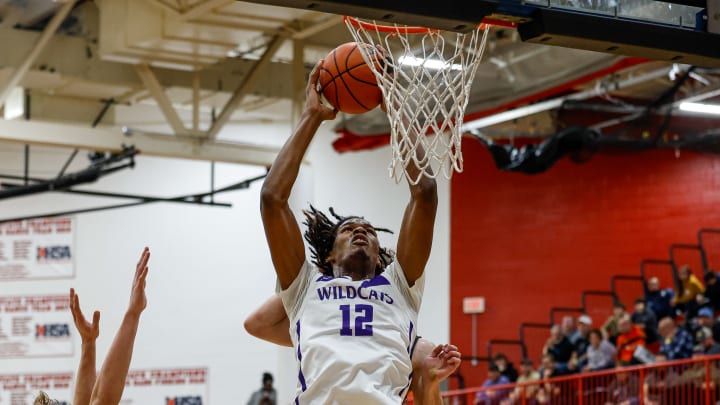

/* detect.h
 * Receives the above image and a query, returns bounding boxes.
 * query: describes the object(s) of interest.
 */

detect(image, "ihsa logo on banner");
[36,246,72,262]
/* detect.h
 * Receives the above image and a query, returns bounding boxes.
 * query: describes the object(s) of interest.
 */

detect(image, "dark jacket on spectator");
[705,281,720,312]
[646,289,674,320]
[631,309,659,343]
[547,336,575,363]
[500,362,519,383]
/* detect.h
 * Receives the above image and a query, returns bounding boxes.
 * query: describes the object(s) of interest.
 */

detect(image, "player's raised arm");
[261,61,337,289]
[396,133,438,284]
[244,295,292,347]
[89,248,150,405]
[70,288,100,405]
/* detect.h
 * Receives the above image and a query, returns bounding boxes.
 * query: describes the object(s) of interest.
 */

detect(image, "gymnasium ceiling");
[0,0,718,167]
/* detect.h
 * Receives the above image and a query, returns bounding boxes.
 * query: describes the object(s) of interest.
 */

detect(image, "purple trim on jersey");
[361,275,391,288]
[406,321,415,353]
[295,320,307,400]
[316,275,333,282]
[399,371,414,399]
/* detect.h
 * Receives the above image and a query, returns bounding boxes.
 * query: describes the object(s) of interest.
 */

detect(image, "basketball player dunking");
[260,60,438,404]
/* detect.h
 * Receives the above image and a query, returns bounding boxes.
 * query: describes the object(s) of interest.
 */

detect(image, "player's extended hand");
[421,344,462,384]
[69,288,99,343]
[305,60,337,121]
[127,247,150,317]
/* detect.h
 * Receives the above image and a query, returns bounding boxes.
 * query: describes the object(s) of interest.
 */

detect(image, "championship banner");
[0,372,73,405]
[0,217,75,280]
[0,295,73,358]
[123,368,209,405]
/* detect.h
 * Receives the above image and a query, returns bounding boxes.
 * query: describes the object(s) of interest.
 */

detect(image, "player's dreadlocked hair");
[303,205,394,276]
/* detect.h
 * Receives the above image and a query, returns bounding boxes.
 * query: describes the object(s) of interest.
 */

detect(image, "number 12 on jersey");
[339,304,373,336]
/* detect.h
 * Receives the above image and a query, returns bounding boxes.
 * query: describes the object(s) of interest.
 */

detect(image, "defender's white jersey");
[277,260,424,405]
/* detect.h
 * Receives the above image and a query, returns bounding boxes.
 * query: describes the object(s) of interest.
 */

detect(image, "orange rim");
[344,16,517,33]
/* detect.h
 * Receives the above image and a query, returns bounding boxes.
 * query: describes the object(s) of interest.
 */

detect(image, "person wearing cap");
[658,317,694,361]
[247,372,277,405]
[475,364,511,405]
[695,306,720,343]
[502,359,539,405]
[695,327,720,355]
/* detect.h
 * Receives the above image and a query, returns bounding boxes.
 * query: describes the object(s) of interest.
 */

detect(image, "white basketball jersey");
[277,260,424,405]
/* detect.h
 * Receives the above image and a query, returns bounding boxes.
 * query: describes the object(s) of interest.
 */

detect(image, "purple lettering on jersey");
[380,292,394,305]
[361,275,390,288]
[316,285,394,305]
[317,287,332,300]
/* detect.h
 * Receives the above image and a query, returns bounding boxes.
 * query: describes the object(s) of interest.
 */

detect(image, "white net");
[345,17,490,185]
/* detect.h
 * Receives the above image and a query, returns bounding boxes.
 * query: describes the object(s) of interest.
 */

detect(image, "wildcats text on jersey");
[315,275,395,305]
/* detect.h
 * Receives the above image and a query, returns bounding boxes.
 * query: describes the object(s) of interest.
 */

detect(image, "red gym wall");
[450,139,720,389]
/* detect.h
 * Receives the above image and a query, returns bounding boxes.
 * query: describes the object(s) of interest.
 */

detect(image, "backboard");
[240,0,720,67]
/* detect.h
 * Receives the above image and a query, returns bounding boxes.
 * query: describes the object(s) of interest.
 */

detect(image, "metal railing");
[425,355,720,405]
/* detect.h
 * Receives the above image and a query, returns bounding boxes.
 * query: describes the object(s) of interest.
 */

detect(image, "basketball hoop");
[344,16,490,185]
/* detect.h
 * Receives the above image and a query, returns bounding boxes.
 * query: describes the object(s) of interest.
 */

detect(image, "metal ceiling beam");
[206,35,285,139]
[0,120,280,166]
[0,27,295,100]
[0,0,77,108]
[175,0,235,20]
[463,66,673,132]
[134,64,189,135]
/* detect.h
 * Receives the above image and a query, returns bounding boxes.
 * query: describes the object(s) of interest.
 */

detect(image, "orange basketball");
[318,42,383,114]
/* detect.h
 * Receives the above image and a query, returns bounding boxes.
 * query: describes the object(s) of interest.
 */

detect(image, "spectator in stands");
[671,265,705,315]
[646,277,674,320]
[475,364,511,405]
[538,353,564,378]
[492,353,519,383]
[604,365,640,405]
[583,329,616,372]
[603,303,627,345]
[562,315,579,345]
[631,297,659,344]
[643,354,681,405]
[703,271,720,312]
[536,354,562,404]
[543,325,575,372]
[680,352,720,392]
[695,307,720,343]
[694,327,720,355]
[247,372,277,405]
[575,315,592,360]
[502,359,539,405]
[616,315,647,366]
[658,317,694,361]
